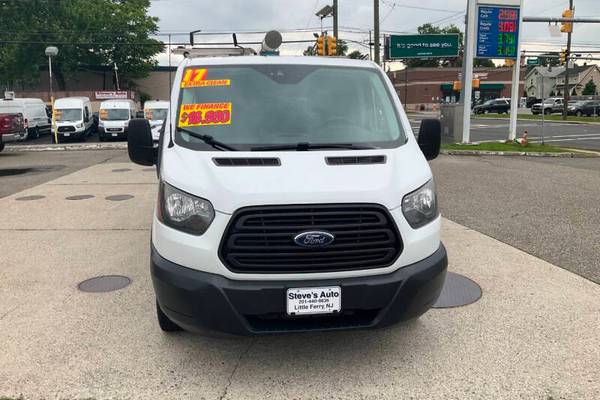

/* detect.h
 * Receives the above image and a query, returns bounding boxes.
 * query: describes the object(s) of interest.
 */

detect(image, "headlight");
[157,182,215,235]
[402,179,438,229]
[76,122,84,128]
[99,121,104,127]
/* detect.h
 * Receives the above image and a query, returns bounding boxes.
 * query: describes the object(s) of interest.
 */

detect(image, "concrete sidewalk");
[0,163,598,400]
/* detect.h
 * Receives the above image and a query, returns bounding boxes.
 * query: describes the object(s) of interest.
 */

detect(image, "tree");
[303,46,316,56]
[336,39,349,56]
[582,79,597,95]
[0,0,163,90]
[347,50,365,60]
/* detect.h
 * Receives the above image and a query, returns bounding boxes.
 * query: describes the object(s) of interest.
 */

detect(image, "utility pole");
[461,0,477,143]
[374,0,380,64]
[333,0,339,54]
[369,30,373,60]
[563,0,573,120]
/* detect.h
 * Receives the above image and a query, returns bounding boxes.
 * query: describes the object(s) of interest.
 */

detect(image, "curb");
[5,143,127,152]
[441,149,597,158]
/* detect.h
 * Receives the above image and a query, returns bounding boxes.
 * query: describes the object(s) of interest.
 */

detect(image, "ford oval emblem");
[293,231,335,248]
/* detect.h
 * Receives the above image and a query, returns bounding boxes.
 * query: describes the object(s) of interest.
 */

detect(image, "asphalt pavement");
[0,149,128,198]
[1,161,598,399]
[431,155,600,284]
[409,113,600,151]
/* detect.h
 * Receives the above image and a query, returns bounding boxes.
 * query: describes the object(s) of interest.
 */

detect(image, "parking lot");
[1,150,599,399]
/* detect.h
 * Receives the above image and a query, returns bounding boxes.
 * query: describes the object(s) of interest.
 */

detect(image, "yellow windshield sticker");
[181,68,231,88]
[178,103,232,127]
[99,109,108,119]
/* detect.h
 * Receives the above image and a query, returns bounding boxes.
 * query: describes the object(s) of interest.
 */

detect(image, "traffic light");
[559,50,566,65]
[316,35,325,56]
[327,35,337,56]
[561,9,574,33]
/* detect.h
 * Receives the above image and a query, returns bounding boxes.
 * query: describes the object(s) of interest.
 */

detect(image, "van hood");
[161,141,432,214]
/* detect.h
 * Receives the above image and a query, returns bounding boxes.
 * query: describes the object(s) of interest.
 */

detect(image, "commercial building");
[389,67,525,110]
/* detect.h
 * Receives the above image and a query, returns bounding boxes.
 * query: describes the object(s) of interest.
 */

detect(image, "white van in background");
[143,100,169,142]
[98,99,136,141]
[53,97,93,142]
[0,93,51,140]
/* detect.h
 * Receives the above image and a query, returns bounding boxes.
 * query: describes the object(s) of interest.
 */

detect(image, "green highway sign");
[527,58,540,66]
[387,34,460,59]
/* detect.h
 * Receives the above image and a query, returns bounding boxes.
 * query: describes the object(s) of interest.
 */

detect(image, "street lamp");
[316,5,334,34]
[44,46,58,104]
[45,46,58,144]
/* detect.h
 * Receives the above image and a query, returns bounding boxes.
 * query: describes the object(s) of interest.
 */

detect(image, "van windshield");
[55,108,81,121]
[146,108,168,120]
[175,65,405,151]
[100,109,129,121]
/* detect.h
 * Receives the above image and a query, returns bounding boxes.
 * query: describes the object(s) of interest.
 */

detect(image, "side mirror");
[417,119,441,161]
[127,118,156,166]
[136,111,145,119]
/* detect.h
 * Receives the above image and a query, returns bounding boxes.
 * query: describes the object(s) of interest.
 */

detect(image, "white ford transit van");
[143,100,169,142]
[98,99,136,141]
[52,97,93,142]
[127,56,446,335]
[0,94,51,140]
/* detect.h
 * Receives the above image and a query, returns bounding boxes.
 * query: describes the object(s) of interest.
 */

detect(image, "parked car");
[473,98,511,114]
[532,97,564,115]
[52,97,94,143]
[127,54,447,335]
[568,100,600,117]
[98,99,137,141]
[0,113,25,152]
[143,100,169,142]
[0,93,51,140]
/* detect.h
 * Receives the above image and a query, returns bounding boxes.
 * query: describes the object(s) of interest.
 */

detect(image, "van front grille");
[219,204,403,273]
[57,126,75,132]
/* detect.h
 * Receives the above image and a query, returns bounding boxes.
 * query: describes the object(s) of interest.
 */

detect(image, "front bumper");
[152,244,448,335]
[99,127,128,138]
[0,132,20,143]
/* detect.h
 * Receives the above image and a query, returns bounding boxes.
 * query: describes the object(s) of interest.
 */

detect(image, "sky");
[147,0,600,68]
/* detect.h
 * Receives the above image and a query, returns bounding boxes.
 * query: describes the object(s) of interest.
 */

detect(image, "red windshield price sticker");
[178,103,232,127]
[181,68,231,88]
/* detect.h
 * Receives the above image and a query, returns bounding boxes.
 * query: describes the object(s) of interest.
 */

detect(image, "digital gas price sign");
[476,5,520,59]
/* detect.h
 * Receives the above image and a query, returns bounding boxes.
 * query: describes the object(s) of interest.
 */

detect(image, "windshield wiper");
[251,142,377,151]
[176,127,238,151]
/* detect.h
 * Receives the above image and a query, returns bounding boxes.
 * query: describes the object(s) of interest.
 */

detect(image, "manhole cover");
[112,168,132,173]
[0,168,34,177]
[15,195,46,201]
[66,195,95,200]
[105,194,134,201]
[432,272,482,308]
[78,275,131,293]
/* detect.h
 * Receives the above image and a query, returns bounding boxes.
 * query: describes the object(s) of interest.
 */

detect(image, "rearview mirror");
[417,119,441,161]
[127,118,156,166]
[136,111,145,119]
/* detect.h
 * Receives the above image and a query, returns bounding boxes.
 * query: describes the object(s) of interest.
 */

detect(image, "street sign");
[387,34,460,59]
[527,58,540,66]
[476,5,521,59]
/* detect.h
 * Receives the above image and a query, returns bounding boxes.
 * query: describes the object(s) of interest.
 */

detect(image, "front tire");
[576,111,583,117]
[0,142,5,152]
[29,127,40,140]
[156,301,182,332]
[544,109,551,115]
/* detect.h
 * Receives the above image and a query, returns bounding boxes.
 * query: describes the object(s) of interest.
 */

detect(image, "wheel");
[156,301,182,332]
[0,142,5,152]
[576,111,583,117]
[544,109,551,115]
[99,134,105,142]
[29,127,40,140]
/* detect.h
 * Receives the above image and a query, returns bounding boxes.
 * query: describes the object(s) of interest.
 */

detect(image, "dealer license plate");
[286,286,341,316]
[63,133,70,137]
[112,133,118,137]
